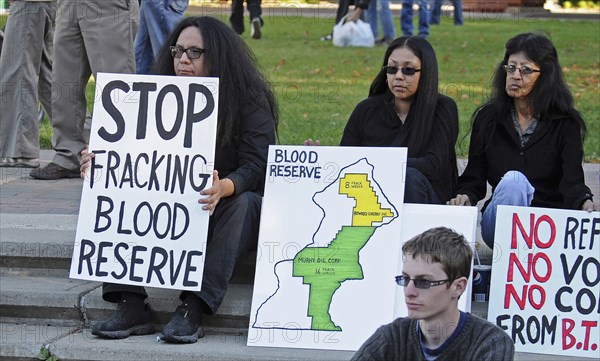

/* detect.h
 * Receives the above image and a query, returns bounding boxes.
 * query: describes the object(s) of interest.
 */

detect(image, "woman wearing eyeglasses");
[86,16,278,343]
[340,36,459,204]
[448,32,597,249]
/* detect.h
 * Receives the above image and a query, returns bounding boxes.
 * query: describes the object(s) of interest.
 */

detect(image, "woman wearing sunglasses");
[340,36,459,204]
[448,32,597,249]
[85,16,278,343]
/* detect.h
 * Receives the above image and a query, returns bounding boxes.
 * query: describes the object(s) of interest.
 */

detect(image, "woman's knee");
[497,170,530,194]
[233,191,261,213]
[404,167,439,204]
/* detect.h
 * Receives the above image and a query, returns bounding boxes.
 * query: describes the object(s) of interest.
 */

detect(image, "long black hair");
[153,16,279,145]
[482,32,586,138]
[369,36,440,155]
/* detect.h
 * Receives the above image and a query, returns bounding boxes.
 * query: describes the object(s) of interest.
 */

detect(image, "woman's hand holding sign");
[80,149,95,178]
[199,170,235,215]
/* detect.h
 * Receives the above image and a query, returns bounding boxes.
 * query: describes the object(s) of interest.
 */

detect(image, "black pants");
[102,191,262,314]
[230,0,262,35]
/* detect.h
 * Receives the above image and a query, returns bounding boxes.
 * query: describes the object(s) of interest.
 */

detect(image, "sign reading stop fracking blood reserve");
[69,73,219,291]
[488,205,600,358]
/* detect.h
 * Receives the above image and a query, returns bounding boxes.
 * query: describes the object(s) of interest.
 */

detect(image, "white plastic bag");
[332,16,375,48]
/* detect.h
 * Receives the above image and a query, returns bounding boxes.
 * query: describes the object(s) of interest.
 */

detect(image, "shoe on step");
[92,300,154,339]
[161,302,205,344]
[29,162,80,180]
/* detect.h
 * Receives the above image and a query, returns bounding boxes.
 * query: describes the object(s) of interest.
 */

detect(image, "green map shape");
[293,226,376,331]
[292,173,393,331]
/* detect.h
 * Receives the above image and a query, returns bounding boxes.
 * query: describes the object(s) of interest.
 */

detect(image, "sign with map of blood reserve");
[248,145,407,351]
[488,206,600,359]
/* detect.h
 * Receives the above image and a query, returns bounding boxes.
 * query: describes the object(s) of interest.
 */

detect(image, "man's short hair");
[402,227,473,284]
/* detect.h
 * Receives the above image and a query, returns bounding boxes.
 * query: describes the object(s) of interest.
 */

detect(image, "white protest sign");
[393,204,478,318]
[488,205,600,358]
[248,145,407,351]
[69,73,219,292]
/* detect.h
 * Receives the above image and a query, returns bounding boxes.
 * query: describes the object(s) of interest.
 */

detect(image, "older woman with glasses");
[449,32,597,249]
[336,36,459,204]
[85,16,278,344]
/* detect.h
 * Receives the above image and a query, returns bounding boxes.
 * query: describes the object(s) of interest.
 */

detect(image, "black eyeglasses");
[383,66,421,76]
[503,64,540,75]
[170,46,205,59]
[395,275,452,289]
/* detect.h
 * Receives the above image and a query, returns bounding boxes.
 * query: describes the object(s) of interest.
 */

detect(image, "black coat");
[455,105,593,210]
[341,93,459,203]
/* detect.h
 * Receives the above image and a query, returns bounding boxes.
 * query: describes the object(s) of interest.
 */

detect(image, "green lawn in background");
[1,13,598,160]
[245,15,599,160]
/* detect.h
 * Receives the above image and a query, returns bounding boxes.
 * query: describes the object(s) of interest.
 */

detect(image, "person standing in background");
[321,0,370,41]
[135,0,189,74]
[30,0,139,180]
[400,0,432,39]
[431,0,463,26]
[230,0,263,39]
[0,0,56,168]
[367,0,396,46]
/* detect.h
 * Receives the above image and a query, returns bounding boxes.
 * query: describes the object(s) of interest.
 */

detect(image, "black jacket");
[455,104,593,210]
[341,93,459,203]
[214,102,275,196]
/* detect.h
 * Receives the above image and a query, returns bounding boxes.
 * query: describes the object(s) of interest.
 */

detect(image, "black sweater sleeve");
[454,108,489,205]
[407,95,459,184]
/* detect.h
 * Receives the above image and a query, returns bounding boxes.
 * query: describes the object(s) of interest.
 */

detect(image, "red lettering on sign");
[507,252,552,283]
[562,318,576,350]
[511,213,556,249]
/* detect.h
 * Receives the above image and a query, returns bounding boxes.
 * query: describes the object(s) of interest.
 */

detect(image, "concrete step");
[0,213,256,282]
[0,323,356,361]
[0,214,76,276]
[0,275,253,333]
[0,321,592,361]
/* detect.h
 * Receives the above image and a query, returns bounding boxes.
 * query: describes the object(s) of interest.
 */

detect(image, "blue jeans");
[481,171,535,249]
[404,167,441,204]
[135,0,189,74]
[367,0,396,40]
[431,0,463,25]
[401,0,432,38]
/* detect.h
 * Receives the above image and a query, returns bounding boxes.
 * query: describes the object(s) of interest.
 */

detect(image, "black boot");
[91,297,154,339]
[161,296,205,343]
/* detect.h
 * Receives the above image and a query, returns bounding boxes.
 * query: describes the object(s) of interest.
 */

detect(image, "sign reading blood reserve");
[69,73,219,291]
[488,205,600,359]
[248,146,479,351]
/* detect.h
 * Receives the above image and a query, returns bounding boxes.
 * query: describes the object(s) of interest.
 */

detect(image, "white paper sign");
[69,73,219,292]
[394,204,478,318]
[248,146,480,351]
[248,145,407,351]
[488,205,600,358]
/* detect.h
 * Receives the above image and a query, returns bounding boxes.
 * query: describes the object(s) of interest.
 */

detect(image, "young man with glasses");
[352,227,514,361]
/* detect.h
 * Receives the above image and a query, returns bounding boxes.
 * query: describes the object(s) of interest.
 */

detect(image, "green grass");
[245,16,599,160]
[1,13,598,160]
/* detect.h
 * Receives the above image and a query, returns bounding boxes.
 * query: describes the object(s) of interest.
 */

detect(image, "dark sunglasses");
[503,64,540,75]
[170,46,205,59]
[383,66,421,76]
[395,275,452,289]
